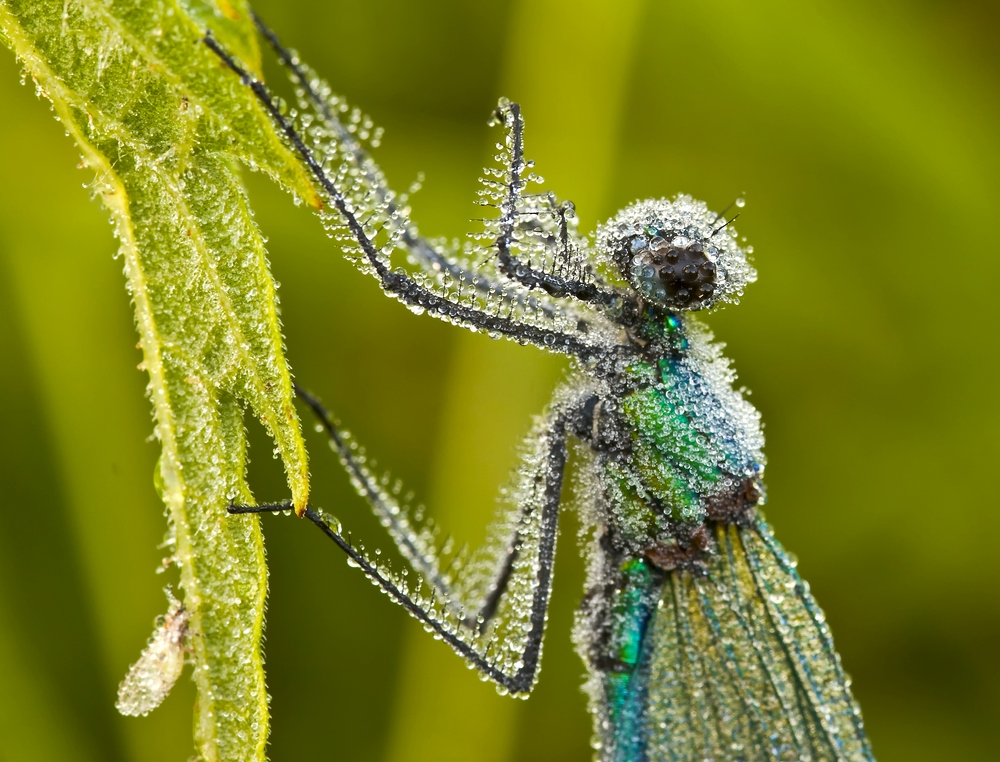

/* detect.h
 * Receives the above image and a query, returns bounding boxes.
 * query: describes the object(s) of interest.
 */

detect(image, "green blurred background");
[1,0,998,760]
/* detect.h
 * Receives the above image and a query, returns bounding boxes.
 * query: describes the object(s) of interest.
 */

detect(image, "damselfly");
[210,15,875,761]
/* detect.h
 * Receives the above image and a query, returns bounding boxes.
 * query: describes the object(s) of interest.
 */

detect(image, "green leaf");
[0,0,317,759]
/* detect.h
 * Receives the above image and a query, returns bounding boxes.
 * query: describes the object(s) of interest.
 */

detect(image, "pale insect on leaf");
[116,591,189,718]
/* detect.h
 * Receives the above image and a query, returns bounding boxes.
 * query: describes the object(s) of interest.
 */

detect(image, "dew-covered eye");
[625,236,721,310]
[598,196,756,311]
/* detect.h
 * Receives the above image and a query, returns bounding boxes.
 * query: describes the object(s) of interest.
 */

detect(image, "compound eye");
[628,236,722,310]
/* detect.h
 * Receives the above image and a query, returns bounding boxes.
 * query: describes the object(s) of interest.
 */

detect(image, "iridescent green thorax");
[602,309,765,554]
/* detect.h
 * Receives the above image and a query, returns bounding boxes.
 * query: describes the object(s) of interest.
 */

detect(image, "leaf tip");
[217,0,242,22]
[305,186,324,210]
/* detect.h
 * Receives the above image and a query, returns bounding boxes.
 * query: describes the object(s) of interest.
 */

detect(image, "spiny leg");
[203,33,598,359]
[292,383,451,599]
[229,500,513,683]
[295,384,570,630]
[252,13,612,322]
[492,101,620,307]
[232,401,575,695]
[250,11,563,318]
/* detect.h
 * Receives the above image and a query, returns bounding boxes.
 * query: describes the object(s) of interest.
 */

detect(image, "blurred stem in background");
[382,2,644,760]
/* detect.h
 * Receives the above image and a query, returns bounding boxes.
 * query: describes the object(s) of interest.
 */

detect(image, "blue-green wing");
[608,520,874,762]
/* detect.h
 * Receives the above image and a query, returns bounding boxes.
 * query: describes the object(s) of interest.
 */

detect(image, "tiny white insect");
[115,589,189,717]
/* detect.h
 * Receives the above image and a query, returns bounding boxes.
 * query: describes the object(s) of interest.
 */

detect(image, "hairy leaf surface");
[0,1,318,759]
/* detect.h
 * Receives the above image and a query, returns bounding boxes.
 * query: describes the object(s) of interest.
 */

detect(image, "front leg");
[203,33,600,362]
[492,101,620,308]
[250,12,564,320]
